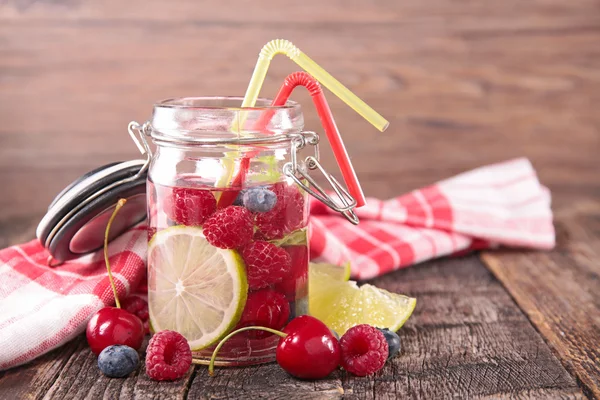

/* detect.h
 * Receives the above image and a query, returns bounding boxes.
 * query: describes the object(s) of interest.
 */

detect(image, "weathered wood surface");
[0,0,599,221]
[482,200,600,400]
[1,0,599,398]
[0,251,585,399]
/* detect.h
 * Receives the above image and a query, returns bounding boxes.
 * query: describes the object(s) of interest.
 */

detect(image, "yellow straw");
[216,39,388,195]
[242,39,389,132]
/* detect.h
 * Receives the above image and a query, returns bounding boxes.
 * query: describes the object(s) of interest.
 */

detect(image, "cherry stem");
[104,198,127,309]
[208,326,287,376]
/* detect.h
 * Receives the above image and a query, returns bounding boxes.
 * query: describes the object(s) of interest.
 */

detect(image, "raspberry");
[241,241,292,289]
[235,289,290,339]
[255,183,305,240]
[145,330,192,381]
[164,187,216,226]
[339,324,388,376]
[274,245,309,300]
[122,296,150,334]
[204,206,254,249]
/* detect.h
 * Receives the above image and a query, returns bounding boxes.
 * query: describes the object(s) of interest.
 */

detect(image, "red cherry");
[209,316,340,380]
[86,307,145,355]
[276,315,341,379]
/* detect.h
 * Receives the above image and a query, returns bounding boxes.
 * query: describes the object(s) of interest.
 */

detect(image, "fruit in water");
[236,289,290,339]
[148,226,247,350]
[255,183,305,240]
[274,245,309,300]
[241,241,292,290]
[97,345,139,378]
[204,206,254,249]
[163,187,216,226]
[242,187,277,213]
[339,324,388,377]
[309,263,416,335]
[146,330,192,381]
[377,328,401,360]
[232,190,246,206]
[87,307,145,355]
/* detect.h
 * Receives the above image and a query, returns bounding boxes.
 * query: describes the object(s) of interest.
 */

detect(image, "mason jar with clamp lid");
[128,96,359,366]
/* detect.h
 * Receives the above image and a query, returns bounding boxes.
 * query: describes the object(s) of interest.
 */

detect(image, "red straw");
[218,72,366,208]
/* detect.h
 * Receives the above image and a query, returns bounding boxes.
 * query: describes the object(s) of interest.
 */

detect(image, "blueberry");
[233,190,247,206]
[242,187,277,213]
[377,328,401,360]
[97,345,139,378]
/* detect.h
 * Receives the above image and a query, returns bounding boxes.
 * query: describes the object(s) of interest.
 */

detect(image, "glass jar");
[141,97,312,366]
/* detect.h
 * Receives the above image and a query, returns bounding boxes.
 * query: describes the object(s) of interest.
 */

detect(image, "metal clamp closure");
[284,131,359,225]
[127,121,153,177]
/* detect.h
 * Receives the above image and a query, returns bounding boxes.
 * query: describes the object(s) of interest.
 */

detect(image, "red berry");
[86,307,144,355]
[276,315,341,379]
[283,186,305,231]
[339,324,388,376]
[147,227,157,241]
[145,330,192,381]
[241,241,292,289]
[236,289,290,339]
[164,187,216,226]
[204,206,254,249]
[274,246,309,300]
[121,296,150,335]
[255,183,305,240]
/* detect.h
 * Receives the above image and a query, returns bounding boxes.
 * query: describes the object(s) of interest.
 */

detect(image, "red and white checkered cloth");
[309,157,555,279]
[0,158,554,370]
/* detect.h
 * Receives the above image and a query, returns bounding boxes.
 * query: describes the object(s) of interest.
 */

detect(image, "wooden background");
[0,0,599,399]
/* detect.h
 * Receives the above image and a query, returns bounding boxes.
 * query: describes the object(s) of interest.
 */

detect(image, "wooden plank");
[0,338,81,400]
[0,0,599,225]
[482,200,600,399]
[0,2,597,203]
[338,256,585,399]
[2,0,599,25]
[0,252,584,399]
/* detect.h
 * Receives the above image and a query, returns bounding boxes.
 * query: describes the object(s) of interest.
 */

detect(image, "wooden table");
[0,1,598,399]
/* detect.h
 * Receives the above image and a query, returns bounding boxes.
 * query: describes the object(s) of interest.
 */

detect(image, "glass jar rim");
[149,96,304,147]
[154,96,301,111]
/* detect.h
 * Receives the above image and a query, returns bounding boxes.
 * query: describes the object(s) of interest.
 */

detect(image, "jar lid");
[37,160,148,265]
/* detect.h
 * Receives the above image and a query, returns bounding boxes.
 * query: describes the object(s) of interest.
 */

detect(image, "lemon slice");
[148,226,248,350]
[309,263,416,335]
[310,261,352,282]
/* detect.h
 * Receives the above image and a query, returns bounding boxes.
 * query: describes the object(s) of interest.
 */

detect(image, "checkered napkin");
[309,158,555,279]
[0,157,554,370]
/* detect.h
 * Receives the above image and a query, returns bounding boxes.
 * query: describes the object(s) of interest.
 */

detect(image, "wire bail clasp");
[283,131,359,225]
[127,121,153,177]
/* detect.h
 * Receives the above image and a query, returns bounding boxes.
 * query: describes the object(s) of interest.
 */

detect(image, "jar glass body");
[146,97,309,366]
